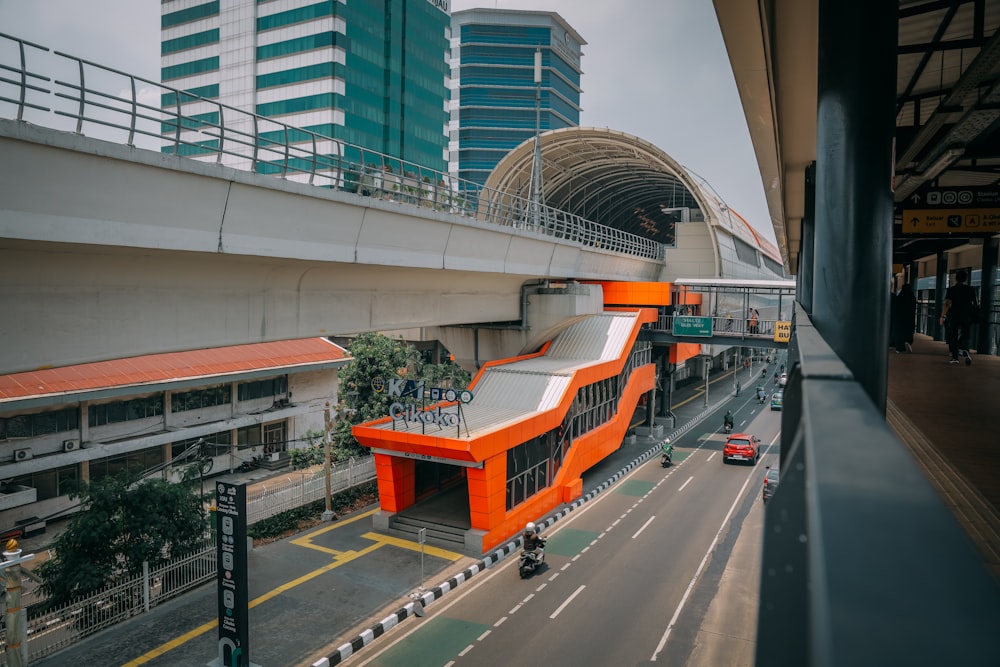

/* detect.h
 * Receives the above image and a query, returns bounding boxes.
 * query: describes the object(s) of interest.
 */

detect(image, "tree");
[38,470,207,606]
[334,333,471,458]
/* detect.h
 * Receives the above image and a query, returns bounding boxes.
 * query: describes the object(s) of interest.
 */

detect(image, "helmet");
[526,522,536,533]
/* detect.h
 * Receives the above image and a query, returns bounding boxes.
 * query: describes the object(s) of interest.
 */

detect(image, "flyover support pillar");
[934,250,948,341]
[979,237,997,355]
[812,0,897,413]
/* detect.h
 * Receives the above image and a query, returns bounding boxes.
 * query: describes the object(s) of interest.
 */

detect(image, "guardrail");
[0,32,662,261]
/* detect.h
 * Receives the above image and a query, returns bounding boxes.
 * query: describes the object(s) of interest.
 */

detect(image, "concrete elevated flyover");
[0,121,663,374]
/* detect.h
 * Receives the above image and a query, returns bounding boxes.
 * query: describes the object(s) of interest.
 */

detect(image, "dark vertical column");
[813,0,897,412]
[798,163,816,314]
[978,237,997,354]
[907,261,918,287]
[934,251,948,341]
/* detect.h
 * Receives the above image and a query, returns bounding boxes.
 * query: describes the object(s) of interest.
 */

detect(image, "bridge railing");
[0,32,662,261]
[758,302,1000,665]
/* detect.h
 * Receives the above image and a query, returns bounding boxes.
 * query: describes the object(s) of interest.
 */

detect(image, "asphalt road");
[345,397,782,666]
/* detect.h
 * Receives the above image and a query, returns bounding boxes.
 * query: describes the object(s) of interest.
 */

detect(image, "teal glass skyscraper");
[450,9,584,189]
[160,0,451,172]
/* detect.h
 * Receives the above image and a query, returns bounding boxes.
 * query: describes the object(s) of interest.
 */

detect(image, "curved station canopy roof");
[485,127,720,249]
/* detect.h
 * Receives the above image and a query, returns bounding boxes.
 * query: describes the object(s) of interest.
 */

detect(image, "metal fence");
[0,32,662,261]
[0,456,377,665]
[245,455,376,525]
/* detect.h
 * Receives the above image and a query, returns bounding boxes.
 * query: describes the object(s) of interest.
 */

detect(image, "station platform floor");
[886,333,1000,580]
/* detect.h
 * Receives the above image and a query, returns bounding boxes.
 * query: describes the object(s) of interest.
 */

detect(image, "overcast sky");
[0,0,775,242]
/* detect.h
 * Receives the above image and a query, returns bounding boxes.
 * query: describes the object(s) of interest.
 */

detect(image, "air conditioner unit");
[63,439,79,452]
[14,448,32,461]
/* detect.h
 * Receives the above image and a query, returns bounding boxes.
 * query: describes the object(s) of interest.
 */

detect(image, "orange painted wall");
[354,306,660,552]
[476,362,656,552]
[373,453,415,513]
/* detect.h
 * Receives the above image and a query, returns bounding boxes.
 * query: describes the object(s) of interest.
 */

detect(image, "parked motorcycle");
[518,542,546,578]
[237,455,260,472]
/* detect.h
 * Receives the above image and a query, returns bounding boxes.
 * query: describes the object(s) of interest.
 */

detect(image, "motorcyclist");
[724,410,734,431]
[757,386,766,403]
[661,438,674,465]
[523,522,545,557]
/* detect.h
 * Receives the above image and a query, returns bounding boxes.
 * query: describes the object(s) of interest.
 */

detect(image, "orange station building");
[353,282,703,554]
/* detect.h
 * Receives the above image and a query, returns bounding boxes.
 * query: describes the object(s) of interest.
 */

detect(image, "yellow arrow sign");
[901,208,1000,234]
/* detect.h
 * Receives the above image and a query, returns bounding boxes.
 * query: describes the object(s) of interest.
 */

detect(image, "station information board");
[901,186,1000,234]
[672,315,713,337]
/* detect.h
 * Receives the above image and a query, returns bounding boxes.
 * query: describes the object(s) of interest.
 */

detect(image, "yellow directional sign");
[774,320,792,343]
[901,208,1000,234]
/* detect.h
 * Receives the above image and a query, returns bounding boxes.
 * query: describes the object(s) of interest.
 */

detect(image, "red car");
[723,433,760,465]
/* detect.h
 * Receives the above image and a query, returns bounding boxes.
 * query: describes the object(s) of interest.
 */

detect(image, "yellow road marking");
[121,508,438,666]
[290,508,379,554]
[361,532,463,561]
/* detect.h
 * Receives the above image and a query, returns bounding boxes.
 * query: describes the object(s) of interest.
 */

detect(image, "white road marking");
[650,471,756,661]
[494,617,507,627]
[476,630,491,641]
[458,644,474,656]
[678,476,693,492]
[707,452,717,462]
[632,515,656,539]
[549,585,587,620]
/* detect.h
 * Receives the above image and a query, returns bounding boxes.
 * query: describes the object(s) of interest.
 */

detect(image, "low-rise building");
[0,338,349,530]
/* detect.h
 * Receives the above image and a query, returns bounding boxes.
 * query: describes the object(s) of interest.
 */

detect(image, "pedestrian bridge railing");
[0,32,662,261]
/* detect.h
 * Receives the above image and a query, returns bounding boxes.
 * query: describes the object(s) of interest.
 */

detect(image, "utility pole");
[322,402,335,522]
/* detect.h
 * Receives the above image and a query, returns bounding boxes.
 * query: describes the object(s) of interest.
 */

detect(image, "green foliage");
[37,470,207,606]
[335,333,472,458]
[289,430,326,470]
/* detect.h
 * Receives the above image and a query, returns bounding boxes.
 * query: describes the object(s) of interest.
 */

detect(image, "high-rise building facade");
[160,0,451,172]
[450,9,584,189]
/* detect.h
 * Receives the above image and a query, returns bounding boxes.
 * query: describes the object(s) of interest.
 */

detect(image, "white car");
[779,373,788,387]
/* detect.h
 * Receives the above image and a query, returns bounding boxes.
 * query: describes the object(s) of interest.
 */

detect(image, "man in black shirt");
[939,270,977,365]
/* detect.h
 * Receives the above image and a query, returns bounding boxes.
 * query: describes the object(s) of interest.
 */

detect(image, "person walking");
[892,283,917,353]
[939,270,977,365]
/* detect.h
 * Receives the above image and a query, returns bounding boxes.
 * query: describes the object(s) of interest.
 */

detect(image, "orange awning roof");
[0,338,349,404]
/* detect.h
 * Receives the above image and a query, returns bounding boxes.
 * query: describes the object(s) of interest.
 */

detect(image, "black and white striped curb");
[311,388,734,666]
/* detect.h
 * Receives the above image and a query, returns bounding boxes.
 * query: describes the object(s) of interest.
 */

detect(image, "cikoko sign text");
[376,378,474,427]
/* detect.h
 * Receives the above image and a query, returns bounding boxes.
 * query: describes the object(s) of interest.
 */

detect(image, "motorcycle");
[660,438,673,467]
[757,388,767,405]
[518,541,546,578]
[723,421,733,434]
[237,455,261,472]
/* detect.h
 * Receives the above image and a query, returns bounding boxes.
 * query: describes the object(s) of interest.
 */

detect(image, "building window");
[161,84,220,107]
[161,28,219,55]
[89,448,165,482]
[161,56,220,82]
[237,420,286,453]
[1,407,78,440]
[173,432,231,462]
[9,464,79,501]
[88,395,164,427]
[161,0,220,29]
[171,384,232,412]
[505,437,552,511]
[237,376,288,402]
